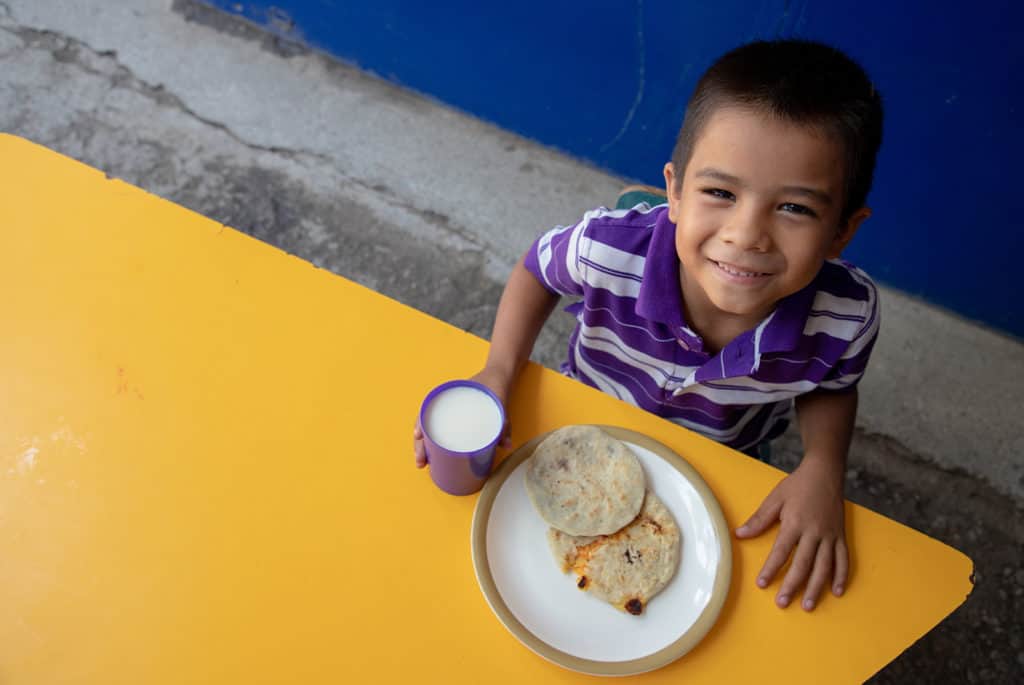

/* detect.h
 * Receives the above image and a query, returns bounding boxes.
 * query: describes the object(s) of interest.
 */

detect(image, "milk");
[423,385,503,452]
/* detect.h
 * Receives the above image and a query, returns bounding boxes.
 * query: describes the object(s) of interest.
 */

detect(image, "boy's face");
[665,107,870,332]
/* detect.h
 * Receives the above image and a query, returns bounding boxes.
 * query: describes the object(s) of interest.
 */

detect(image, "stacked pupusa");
[525,425,680,615]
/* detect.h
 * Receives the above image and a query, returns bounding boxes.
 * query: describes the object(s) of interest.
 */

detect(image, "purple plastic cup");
[418,380,506,496]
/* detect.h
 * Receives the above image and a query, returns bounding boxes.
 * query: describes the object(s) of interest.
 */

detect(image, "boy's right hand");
[413,368,513,468]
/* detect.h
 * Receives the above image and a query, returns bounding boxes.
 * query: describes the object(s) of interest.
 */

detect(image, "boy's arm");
[735,388,857,611]
[795,387,857,467]
[476,255,562,395]
[414,255,559,467]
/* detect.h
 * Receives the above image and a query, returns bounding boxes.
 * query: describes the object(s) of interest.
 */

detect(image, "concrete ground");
[1,1,1021,682]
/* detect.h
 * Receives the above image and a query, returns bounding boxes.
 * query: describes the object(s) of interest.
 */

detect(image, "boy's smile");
[664,107,870,349]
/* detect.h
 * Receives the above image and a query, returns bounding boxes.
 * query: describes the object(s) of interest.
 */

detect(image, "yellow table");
[0,134,971,683]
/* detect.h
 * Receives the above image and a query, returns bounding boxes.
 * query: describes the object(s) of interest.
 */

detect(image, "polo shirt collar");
[692,278,817,382]
[635,208,704,349]
[755,277,818,355]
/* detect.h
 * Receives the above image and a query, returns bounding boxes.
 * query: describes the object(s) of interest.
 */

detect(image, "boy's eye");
[779,202,817,217]
[702,188,735,201]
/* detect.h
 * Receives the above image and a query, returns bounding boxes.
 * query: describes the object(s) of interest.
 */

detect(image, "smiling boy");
[414,39,883,612]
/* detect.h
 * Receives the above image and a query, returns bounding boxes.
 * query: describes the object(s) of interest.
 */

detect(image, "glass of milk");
[418,380,506,495]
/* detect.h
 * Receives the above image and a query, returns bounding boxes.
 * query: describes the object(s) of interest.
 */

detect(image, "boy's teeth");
[718,262,758,277]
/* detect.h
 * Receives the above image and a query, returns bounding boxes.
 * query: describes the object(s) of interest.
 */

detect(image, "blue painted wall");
[203,1,1023,338]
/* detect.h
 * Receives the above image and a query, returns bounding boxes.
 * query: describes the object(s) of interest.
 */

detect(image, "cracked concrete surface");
[1,1,1021,682]
[1,0,626,267]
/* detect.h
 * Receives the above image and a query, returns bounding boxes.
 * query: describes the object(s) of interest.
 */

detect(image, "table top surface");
[0,134,972,683]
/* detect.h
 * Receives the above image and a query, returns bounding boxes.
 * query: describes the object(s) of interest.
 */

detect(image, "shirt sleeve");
[522,210,603,297]
[817,268,881,392]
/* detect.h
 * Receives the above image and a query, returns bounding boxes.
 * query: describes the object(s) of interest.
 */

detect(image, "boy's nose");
[720,205,770,251]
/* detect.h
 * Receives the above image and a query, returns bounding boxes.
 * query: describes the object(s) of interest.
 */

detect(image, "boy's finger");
[413,425,423,439]
[832,538,850,595]
[756,526,799,588]
[735,490,783,538]
[776,537,818,608]
[414,439,427,468]
[801,542,835,611]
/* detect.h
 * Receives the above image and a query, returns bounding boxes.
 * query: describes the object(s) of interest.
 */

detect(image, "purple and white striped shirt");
[523,203,880,452]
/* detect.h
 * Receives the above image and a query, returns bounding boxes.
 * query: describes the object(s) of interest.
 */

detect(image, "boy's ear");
[663,162,683,223]
[828,207,871,259]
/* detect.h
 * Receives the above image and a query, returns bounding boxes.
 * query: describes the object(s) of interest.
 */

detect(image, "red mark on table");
[116,366,144,399]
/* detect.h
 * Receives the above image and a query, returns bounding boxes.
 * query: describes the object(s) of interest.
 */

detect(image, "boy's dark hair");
[671,40,883,223]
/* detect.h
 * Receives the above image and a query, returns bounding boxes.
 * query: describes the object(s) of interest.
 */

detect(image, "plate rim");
[470,424,733,677]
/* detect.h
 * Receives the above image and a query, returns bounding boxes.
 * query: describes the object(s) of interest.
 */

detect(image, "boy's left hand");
[734,455,848,611]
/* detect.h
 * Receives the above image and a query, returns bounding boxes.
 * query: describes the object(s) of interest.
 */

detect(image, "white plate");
[470,426,731,676]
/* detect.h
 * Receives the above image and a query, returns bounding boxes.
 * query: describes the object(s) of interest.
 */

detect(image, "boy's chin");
[706,295,776,320]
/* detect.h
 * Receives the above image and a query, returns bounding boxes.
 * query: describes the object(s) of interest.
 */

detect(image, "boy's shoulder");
[581,202,667,231]
[797,259,880,346]
[813,259,878,306]
[576,203,668,254]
